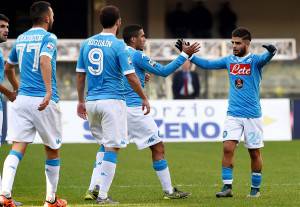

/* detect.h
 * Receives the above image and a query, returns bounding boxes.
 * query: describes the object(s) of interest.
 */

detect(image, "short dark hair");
[232,27,251,41]
[30,1,51,24]
[99,5,120,28]
[123,25,143,44]
[0,14,9,22]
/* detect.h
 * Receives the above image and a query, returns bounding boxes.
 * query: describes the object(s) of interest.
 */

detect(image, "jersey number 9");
[88,48,103,76]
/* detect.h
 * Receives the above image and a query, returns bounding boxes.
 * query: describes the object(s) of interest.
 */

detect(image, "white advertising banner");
[7,99,291,143]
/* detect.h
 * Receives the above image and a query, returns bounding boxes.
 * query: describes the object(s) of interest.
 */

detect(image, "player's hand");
[38,92,51,111]
[6,90,17,102]
[182,42,201,57]
[175,39,190,52]
[142,98,150,115]
[262,44,277,55]
[145,73,151,83]
[77,102,87,120]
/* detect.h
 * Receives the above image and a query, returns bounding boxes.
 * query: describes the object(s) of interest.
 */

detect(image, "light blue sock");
[251,172,262,188]
[222,167,233,185]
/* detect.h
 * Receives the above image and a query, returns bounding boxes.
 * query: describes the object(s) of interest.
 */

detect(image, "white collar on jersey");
[100,32,115,36]
[127,46,135,50]
[29,27,47,32]
[235,52,252,62]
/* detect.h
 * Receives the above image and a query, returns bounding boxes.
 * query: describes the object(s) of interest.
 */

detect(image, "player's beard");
[235,47,246,57]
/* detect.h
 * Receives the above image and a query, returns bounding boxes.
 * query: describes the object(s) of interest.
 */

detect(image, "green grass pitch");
[1,141,300,206]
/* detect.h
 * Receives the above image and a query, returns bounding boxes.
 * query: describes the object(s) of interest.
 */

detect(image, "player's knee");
[151,142,165,158]
[223,146,234,156]
[249,150,261,160]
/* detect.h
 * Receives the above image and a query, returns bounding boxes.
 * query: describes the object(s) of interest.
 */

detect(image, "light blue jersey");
[190,51,275,118]
[0,50,4,111]
[8,27,59,102]
[76,33,135,101]
[124,47,188,107]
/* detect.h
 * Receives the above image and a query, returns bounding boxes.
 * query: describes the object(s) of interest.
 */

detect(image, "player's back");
[8,27,59,102]
[79,33,129,101]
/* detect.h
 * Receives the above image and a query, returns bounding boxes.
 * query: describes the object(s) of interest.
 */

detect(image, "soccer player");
[176,27,277,198]
[76,6,150,205]
[0,14,23,207]
[0,2,67,207]
[84,24,200,200]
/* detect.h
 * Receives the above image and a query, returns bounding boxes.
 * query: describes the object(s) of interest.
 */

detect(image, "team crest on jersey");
[235,78,244,89]
[230,63,251,75]
[148,59,156,67]
[246,58,252,63]
[128,56,132,65]
[46,42,55,51]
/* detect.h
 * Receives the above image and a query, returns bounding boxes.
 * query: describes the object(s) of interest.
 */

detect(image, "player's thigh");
[127,106,161,150]
[7,95,36,143]
[86,100,103,141]
[89,99,127,148]
[243,117,264,149]
[33,100,62,149]
[223,116,244,142]
[101,100,127,148]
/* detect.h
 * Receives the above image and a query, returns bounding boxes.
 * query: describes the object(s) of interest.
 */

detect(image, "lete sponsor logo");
[230,63,251,75]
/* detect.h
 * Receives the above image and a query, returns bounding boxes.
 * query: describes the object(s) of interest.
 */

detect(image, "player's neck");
[102,28,117,36]
[32,24,48,31]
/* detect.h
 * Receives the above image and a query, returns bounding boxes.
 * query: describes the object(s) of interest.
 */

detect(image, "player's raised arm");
[134,42,200,77]
[175,39,227,70]
[257,44,277,67]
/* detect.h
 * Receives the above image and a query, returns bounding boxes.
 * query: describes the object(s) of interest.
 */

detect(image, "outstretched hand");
[175,39,190,52]
[262,44,277,55]
[182,42,201,57]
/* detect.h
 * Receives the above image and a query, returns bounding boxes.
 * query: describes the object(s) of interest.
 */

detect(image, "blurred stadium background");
[1,0,300,206]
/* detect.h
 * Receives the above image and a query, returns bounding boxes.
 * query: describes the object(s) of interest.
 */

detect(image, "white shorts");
[127,106,161,150]
[86,99,127,148]
[223,116,264,149]
[7,95,62,149]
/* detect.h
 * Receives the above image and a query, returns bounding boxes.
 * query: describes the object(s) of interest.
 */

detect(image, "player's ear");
[44,15,50,24]
[244,39,250,46]
[130,36,135,44]
[116,18,122,26]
